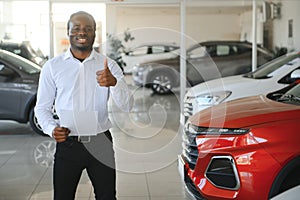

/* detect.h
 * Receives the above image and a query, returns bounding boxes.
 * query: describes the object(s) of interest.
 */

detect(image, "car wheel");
[149,72,174,94]
[34,140,56,167]
[29,107,48,136]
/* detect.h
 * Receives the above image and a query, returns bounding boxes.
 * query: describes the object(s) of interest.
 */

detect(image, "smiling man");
[34,11,133,200]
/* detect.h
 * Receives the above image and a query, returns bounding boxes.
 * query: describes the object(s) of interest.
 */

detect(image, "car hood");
[189,95,300,128]
[186,75,260,97]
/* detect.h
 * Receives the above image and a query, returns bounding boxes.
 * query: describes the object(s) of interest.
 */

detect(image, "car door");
[210,44,248,77]
[0,62,22,119]
[186,45,221,86]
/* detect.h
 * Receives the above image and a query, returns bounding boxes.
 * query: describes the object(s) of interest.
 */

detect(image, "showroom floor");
[0,76,193,200]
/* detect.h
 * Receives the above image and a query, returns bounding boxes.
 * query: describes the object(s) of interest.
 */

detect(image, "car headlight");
[187,123,249,135]
[195,91,232,106]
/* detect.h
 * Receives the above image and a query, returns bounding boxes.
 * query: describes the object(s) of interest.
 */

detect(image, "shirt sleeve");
[108,60,134,112]
[34,61,58,137]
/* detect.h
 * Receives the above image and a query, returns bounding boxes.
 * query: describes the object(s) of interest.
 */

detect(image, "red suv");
[179,80,300,200]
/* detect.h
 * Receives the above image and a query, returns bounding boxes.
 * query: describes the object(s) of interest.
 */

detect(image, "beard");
[72,44,92,52]
[69,35,95,52]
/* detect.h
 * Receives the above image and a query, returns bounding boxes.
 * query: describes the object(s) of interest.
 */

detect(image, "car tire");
[29,107,48,136]
[149,71,174,94]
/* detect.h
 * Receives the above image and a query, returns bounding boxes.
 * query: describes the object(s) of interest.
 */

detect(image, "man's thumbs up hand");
[96,58,117,87]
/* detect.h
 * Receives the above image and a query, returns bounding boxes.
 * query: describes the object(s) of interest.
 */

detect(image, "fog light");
[205,156,240,190]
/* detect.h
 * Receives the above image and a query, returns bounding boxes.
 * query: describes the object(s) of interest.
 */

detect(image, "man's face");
[68,14,95,52]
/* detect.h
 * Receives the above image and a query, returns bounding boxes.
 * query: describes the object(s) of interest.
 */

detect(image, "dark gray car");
[0,40,48,66]
[0,49,46,135]
[132,41,275,94]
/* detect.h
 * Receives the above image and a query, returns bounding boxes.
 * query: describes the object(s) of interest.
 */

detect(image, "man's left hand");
[96,58,117,87]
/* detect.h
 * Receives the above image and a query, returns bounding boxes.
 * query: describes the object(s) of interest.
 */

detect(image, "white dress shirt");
[34,49,133,137]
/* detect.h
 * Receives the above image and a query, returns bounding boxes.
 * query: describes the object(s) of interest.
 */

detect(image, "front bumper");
[178,155,206,200]
[179,146,282,200]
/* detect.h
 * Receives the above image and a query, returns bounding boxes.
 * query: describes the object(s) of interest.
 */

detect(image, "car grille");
[184,96,194,122]
[182,125,198,170]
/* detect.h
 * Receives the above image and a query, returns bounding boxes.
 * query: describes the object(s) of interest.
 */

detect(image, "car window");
[129,46,149,56]
[152,46,165,54]
[237,45,252,54]
[285,83,300,98]
[188,46,206,58]
[2,51,41,74]
[166,46,179,52]
[2,46,25,57]
[244,54,300,79]
[206,45,217,56]
[278,67,300,84]
[276,83,300,106]
[216,45,230,56]
[0,64,17,82]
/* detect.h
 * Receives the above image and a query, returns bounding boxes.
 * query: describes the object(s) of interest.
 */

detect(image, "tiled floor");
[0,77,194,200]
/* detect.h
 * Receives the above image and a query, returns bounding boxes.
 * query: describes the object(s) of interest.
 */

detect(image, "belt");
[69,135,93,143]
[68,131,111,143]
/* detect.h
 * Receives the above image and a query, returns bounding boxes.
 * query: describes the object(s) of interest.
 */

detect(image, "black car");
[0,40,48,66]
[132,40,275,94]
[0,49,46,135]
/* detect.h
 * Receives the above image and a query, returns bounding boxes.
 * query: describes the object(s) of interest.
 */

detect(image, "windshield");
[2,50,41,74]
[244,53,300,79]
[269,82,300,106]
[278,83,300,105]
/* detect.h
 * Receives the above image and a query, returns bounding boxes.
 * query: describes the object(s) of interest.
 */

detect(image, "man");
[34,11,133,200]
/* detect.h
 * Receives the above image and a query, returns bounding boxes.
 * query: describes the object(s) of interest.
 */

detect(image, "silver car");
[122,42,180,74]
[132,41,274,94]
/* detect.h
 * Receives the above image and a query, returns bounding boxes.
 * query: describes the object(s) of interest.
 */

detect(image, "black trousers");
[53,131,116,200]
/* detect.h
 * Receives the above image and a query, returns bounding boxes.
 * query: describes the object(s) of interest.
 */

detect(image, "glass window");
[216,45,230,56]
[0,64,16,82]
[2,51,40,74]
[152,46,165,54]
[188,46,206,58]
[245,54,300,79]
[130,47,148,56]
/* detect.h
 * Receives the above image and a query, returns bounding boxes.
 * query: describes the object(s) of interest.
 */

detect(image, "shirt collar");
[63,48,97,62]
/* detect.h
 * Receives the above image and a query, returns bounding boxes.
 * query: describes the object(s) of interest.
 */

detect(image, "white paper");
[59,110,98,136]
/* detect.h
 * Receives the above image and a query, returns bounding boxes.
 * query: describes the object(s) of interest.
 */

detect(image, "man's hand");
[52,127,70,143]
[96,58,117,87]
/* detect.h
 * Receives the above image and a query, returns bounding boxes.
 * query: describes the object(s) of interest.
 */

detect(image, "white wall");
[272,0,300,52]
[110,6,181,47]
[240,10,264,45]
[186,13,241,42]
[107,5,246,49]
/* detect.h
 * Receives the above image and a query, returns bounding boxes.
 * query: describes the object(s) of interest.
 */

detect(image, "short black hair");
[67,11,96,31]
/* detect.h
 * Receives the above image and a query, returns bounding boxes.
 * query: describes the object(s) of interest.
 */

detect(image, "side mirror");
[291,69,300,79]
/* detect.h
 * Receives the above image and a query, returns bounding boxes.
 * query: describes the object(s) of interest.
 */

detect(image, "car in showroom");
[183,51,300,124]
[121,42,180,74]
[0,40,48,66]
[0,49,48,136]
[132,40,274,94]
[178,80,300,200]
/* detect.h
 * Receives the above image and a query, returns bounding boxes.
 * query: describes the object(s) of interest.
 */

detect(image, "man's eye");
[71,28,79,32]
